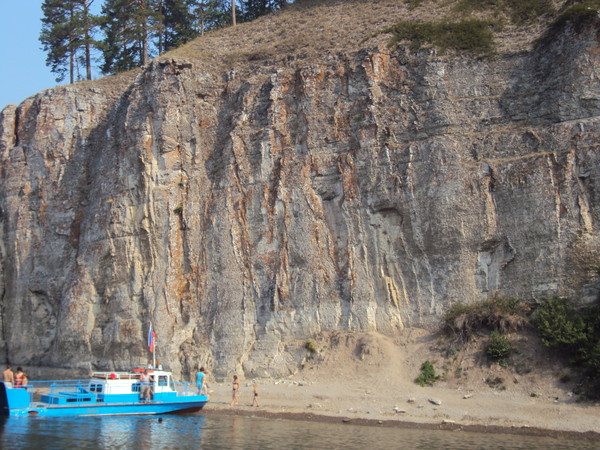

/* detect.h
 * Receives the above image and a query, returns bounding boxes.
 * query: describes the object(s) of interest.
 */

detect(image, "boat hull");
[10,401,207,417]
[0,382,208,417]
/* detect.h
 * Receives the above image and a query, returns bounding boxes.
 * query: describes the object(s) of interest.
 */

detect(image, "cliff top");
[166,0,565,72]
[46,0,575,97]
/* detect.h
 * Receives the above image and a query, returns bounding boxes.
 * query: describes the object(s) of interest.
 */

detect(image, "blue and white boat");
[0,368,208,417]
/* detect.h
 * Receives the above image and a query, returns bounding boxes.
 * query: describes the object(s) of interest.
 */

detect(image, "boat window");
[132,383,141,392]
[90,384,103,393]
[158,376,167,387]
[67,397,92,403]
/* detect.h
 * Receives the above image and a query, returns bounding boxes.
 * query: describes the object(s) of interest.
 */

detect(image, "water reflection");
[0,413,597,449]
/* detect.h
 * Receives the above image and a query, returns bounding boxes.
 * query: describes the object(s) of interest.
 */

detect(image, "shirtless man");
[3,366,14,385]
[139,369,153,401]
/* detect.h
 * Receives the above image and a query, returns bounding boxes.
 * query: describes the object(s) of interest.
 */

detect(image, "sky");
[0,2,60,110]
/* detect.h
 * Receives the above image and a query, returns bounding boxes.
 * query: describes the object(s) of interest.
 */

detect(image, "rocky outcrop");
[1,19,600,380]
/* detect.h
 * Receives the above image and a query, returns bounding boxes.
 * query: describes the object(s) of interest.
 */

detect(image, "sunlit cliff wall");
[1,18,599,379]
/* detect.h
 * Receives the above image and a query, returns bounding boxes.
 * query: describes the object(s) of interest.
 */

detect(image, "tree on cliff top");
[40,0,100,83]
[241,0,287,21]
[41,0,291,77]
[100,0,235,74]
[100,0,163,73]
[160,0,200,53]
[190,0,230,36]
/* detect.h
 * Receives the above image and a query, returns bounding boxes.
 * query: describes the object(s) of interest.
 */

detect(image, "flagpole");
[148,322,156,369]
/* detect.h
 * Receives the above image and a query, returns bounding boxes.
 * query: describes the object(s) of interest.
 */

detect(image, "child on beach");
[231,375,239,406]
[252,383,260,407]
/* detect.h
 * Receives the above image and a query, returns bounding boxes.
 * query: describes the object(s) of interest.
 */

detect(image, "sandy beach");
[200,329,600,440]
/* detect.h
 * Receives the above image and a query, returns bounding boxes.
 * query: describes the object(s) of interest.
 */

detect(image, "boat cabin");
[39,369,178,406]
[91,370,176,395]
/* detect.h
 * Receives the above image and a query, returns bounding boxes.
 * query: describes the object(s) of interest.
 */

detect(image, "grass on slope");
[165,0,567,73]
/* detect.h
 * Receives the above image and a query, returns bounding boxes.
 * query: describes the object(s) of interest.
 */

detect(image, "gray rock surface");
[1,21,599,380]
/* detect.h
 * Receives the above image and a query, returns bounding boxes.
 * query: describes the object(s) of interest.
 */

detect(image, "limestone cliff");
[1,2,599,379]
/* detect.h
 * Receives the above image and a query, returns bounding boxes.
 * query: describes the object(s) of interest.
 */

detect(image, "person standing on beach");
[252,382,260,407]
[3,366,14,385]
[231,375,240,406]
[196,367,207,394]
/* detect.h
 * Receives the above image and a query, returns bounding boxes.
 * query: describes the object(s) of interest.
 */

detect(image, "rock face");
[1,20,600,380]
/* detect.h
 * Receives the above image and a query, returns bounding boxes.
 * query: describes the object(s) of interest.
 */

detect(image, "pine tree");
[241,0,267,21]
[189,0,229,36]
[100,0,162,74]
[100,0,135,73]
[40,0,99,83]
[241,0,285,21]
[161,0,197,53]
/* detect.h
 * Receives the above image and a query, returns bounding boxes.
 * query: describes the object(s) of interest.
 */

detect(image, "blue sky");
[0,3,59,110]
[0,2,106,110]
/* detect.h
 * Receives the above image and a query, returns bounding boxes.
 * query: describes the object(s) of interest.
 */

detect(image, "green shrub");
[534,297,600,397]
[304,340,316,353]
[593,259,600,276]
[505,0,554,23]
[386,19,495,55]
[486,330,513,361]
[535,297,586,348]
[405,0,424,9]
[541,1,600,42]
[173,205,183,215]
[415,360,439,386]
[454,0,555,24]
[443,296,529,341]
[485,376,504,388]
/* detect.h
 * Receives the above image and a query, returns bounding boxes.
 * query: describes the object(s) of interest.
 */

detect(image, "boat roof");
[91,369,173,380]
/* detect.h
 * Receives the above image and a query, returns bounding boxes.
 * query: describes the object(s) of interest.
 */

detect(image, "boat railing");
[173,381,201,396]
[27,379,90,391]
[91,371,142,380]
[23,380,94,403]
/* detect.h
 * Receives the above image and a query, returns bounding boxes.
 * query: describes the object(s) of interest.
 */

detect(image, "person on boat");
[3,365,14,385]
[231,375,239,406]
[14,367,25,388]
[139,369,153,401]
[252,382,260,407]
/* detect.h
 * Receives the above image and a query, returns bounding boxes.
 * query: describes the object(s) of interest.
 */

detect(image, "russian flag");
[148,323,156,352]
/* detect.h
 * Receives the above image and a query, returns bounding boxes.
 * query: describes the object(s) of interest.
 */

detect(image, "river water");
[1,413,597,449]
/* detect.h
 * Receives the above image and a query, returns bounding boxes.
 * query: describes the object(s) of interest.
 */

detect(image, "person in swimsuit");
[252,382,260,407]
[139,369,153,401]
[231,375,239,406]
[14,367,25,387]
